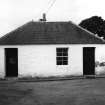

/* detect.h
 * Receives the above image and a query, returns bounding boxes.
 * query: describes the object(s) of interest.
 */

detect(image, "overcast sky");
[0,0,105,36]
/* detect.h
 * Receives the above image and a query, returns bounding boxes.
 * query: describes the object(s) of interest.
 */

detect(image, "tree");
[79,16,105,39]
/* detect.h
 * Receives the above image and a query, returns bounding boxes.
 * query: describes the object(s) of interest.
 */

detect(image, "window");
[56,48,68,65]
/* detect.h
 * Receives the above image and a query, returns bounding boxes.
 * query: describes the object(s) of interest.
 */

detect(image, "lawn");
[0,78,105,105]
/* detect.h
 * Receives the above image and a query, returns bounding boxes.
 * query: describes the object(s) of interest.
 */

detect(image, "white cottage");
[0,21,104,78]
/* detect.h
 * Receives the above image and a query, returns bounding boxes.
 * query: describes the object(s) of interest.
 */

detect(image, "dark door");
[83,47,95,75]
[5,48,18,77]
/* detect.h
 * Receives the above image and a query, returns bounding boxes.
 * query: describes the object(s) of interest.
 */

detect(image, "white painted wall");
[0,44,104,78]
[0,47,5,78]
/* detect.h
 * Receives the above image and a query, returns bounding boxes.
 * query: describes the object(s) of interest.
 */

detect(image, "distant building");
[0,20,104,78]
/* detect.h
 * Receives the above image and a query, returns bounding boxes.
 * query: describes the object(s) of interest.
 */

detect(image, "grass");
[0,78,105,105]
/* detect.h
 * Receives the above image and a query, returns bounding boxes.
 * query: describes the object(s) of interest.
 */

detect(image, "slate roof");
[0,21,104,45]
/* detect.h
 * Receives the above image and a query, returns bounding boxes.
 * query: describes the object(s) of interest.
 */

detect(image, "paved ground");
[0,78,105,105]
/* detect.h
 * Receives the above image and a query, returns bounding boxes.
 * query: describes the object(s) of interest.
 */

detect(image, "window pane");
[63,61,68,65]
[57,48,63,52]
[57,57,62,60]
[63,57,68,60]
[62,48,68,52]
[57,61,62,65]
[63,52,68,56]
[57,52,62,56]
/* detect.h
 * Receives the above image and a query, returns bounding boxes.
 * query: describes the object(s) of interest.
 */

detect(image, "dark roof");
[0,21,105,45]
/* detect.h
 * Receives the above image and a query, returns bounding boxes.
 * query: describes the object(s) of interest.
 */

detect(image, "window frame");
[56,48,68,65]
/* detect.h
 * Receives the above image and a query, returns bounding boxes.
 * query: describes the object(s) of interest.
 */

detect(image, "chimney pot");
[39,13,47,22]
[43,13,46,21]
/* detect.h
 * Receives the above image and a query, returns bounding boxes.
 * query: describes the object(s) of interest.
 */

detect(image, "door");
[5,48,18,77]
[83,47,95,75]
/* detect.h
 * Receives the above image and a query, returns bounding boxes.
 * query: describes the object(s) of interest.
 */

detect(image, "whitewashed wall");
[0,48,5,78]
[0,44,104,78]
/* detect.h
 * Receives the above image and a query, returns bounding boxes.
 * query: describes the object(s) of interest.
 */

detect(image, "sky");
[0,0,105,61]
[0,0,105,36]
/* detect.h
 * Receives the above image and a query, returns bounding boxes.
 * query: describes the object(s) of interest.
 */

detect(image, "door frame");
[5,48,18,77]
[83,47,95,76]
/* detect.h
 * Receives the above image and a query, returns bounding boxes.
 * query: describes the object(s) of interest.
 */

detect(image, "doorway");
[5,48,18,77]
[83,47,95,75]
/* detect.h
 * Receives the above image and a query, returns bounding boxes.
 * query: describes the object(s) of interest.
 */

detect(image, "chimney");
[39,13,47,22]
[43,13,46,21]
